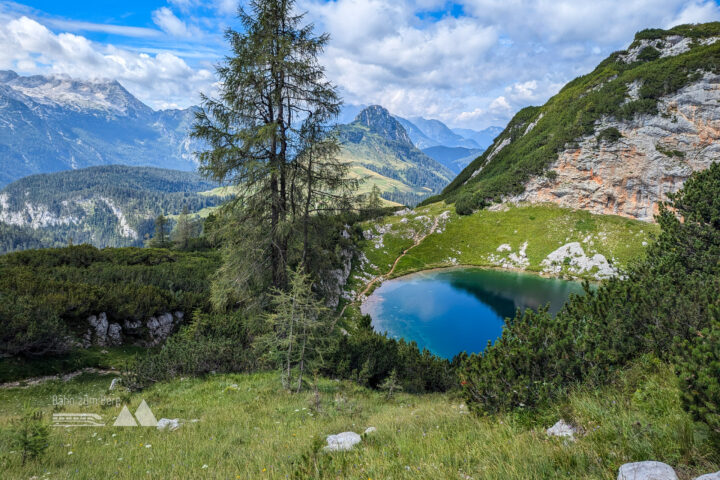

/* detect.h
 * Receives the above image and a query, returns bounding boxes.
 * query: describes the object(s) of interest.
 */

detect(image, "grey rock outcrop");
[321,247,354,308]
[147,313,176,346]
[83,311,183,347]
[323,431,362,452]
[107,323,122,346]
[88,313,109,346]
[506,73,720,221]
[617,461,678,480]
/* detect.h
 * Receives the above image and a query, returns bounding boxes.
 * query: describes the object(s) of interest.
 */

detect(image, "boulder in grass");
[694,473,720,480]
[157,418,181,431]
[546,419,578,439]
[364,427,377,435]
[323,432,361,452]
[617,461,678,480]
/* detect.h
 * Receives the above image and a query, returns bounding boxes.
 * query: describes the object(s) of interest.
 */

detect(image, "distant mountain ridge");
[340,103,503,150]
[421,146,484,174]
[337,106,455,205]
[0,70,199,187]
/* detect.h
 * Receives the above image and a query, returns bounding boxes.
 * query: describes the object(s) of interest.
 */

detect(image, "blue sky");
[2,1,720,128]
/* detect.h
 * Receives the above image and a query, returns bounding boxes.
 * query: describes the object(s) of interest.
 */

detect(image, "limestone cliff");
[508,73,720,221]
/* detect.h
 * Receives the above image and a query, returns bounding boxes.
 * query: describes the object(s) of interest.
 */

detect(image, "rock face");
[617,461,678,480]
[508,73,720,222]
[355,105,413,146]
[84,311,182,347]
[87,313,109,346]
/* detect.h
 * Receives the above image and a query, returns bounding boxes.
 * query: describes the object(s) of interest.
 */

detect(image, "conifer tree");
[192,0,357,306]
[172,207,192,250]
[152,214,168,246]
[260,265,329,391]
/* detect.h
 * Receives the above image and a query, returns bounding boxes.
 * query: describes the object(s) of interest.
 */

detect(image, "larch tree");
[192,0,357,309]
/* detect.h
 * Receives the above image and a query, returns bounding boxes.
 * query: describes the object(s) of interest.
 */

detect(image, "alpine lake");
[361,268,586,359]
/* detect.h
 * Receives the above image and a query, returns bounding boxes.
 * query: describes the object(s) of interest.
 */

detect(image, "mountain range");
[435,23,720,221]
[0,70,199,188]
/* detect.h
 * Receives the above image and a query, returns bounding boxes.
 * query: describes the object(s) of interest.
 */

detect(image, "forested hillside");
[0,166,225,253]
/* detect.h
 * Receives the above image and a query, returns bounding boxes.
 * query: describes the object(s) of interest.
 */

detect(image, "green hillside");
[0,166,226,253]
[338,106,455,206]
[343,202,656,306]
[430,22,720,213]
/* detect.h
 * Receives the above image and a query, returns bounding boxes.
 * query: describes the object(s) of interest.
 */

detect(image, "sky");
[1,1,720,129]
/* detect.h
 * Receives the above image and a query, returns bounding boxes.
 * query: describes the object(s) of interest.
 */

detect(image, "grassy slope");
[394,203,656,278]
[0,360,717,479]
[346,202,656,301]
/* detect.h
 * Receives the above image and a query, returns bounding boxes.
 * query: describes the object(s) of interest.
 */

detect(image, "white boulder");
[323,431,362,452]
[157,418,181,431]
[364,427,376,435]
[88,312,109,345]
[107,323,122,346]
[546,419,578,439]
[617,461,678,480]
[695,472,720,480]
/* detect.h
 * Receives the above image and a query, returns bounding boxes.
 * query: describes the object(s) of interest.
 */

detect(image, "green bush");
[460,163,720,431]
[675,308,720,434]
[637,46,661,62]
[324,314,455,393]
[0,246,220,355]
[128,311,251,389]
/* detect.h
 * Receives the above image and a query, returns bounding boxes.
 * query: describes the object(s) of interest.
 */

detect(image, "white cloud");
[299,0,720,128]
[152,7,194,38]
[0,15,215,109]
[3,1,720,128]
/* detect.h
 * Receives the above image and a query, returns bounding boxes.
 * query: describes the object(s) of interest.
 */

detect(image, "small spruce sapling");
[11,408,50,465]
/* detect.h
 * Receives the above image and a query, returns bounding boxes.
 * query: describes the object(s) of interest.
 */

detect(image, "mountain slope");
[422,145,484,174]
[0,165,224,253]
[0,71,199,187]
[436,23,720,221]
[338,106,455,205]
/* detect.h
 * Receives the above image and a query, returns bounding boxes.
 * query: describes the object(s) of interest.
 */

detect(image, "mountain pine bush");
[460,162,720,436]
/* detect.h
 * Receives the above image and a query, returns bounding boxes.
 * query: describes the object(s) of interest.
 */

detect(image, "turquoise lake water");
[361,268,585,359]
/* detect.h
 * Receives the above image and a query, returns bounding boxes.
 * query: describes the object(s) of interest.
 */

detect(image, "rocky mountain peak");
[0,70,150,116]
[354,105,413,146]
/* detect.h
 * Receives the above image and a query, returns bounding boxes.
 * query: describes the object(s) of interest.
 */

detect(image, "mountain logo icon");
[113,400,158,427]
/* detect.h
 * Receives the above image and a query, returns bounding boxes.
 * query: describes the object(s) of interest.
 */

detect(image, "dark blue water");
[361,268,585,359]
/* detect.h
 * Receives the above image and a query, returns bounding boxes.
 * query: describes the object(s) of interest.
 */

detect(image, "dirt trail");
[0,368,118,389]
[358,214,442,298]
